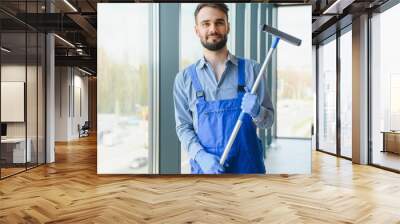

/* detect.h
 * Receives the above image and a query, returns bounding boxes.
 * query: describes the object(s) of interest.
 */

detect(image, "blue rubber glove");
[241,92,261,118]
[194,149,225,174]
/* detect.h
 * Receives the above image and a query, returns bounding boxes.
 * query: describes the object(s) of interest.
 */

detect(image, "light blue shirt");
[173,53,274,160]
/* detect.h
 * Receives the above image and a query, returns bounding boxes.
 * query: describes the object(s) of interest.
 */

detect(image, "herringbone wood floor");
[1,135,400,223]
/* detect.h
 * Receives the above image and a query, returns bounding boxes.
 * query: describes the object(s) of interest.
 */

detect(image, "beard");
[200,34,228,51]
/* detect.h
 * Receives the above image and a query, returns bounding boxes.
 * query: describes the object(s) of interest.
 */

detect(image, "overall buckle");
[238,85,246,92]
[196,91,205,98]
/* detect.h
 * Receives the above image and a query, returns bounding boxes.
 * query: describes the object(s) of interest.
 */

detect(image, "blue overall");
[188,58,266,174]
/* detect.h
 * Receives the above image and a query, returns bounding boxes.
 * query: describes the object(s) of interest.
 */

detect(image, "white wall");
[1,65,26,133]
[71,72,89,138]
[1,65,36,138]
[1,63,46,164]
[55,66,69,141]
[1,65,27,146]
[55,67,89,141]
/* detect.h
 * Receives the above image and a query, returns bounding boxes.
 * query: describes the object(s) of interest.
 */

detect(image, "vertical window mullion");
[336,30,341,157]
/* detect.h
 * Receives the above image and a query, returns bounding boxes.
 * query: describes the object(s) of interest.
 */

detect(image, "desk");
[381,131,400,154]
[1,138,31,163]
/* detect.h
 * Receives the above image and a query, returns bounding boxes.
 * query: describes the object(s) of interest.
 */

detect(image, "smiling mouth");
[208,35,221,39]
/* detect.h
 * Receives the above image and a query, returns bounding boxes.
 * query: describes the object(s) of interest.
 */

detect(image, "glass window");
[0,1,47,179]
[391,75,400,129]
[26,0,40,169]
[1,31,28,177]
[371,3,400,171]
[180,3,203,70]
[27,30,38,169]
[38,32,46,165]
[97,4,152,174]
[276,6,313,138]
[35,0,46,166]
[265,6,312,174]
[317,37,337,154]
[244,3,251,59]
[339,29,352,158]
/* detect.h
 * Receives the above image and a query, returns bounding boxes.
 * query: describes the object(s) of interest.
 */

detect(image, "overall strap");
[237,58,246,95]
[188,64,205,101]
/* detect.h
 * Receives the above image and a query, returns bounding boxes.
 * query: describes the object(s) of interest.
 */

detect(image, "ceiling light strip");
[54,34,75,48]
[63,0,78,12]
[1,47,11,53]
[77,67,93,76]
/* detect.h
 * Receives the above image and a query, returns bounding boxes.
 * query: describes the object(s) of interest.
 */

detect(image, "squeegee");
[219,24,302,166]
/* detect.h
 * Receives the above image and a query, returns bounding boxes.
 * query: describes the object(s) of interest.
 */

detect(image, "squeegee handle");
[219,37,280,166]
[250,37,280,95]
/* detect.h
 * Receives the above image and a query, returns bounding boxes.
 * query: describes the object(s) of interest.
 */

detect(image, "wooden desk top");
[1,138,30,143]
[380,131,400,134]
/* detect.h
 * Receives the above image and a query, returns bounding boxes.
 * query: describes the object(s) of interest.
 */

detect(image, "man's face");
[195,7,230,51]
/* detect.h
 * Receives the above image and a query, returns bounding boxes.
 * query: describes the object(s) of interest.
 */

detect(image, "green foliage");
[98,49,149,116]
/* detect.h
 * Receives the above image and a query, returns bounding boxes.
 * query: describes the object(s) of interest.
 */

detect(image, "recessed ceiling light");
[322,0,354,15]
[54,34,75,48]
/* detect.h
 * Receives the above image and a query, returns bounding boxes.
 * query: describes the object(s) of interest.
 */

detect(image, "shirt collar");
[196,51,238,69]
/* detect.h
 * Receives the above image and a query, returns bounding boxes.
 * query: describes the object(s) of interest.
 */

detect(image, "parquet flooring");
[1,134,400,223]
[1,167,26,178]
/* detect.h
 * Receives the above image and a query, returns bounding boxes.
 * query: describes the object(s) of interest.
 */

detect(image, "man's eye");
[202,23,209,27]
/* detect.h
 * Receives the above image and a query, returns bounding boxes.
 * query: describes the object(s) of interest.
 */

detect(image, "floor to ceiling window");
[266,5,312,174]
[97,4,153,174]
[317,36,337,155]
[276,5,313,138]
[339,27,352,158]
[371,3,400,171]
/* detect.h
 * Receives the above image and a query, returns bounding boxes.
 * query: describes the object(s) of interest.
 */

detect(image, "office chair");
[79,121,90,138]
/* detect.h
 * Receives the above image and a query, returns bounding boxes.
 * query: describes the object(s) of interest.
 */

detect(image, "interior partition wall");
[0,1,46,179]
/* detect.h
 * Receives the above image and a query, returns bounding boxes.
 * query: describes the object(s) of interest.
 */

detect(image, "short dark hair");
[194,3,229,23]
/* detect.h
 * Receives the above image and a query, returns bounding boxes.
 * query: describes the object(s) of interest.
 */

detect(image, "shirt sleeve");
[173,71,203,160]
[251,62,275,129]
